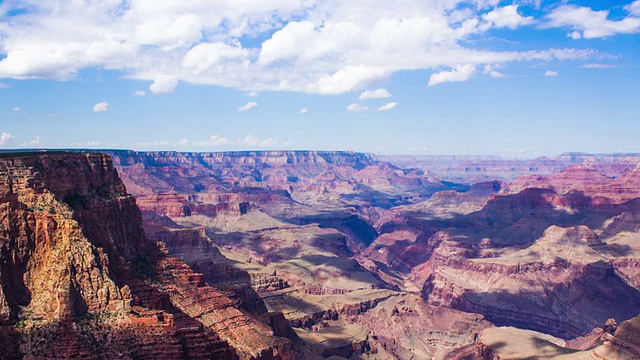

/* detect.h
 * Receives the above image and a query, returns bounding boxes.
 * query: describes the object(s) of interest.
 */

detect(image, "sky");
[0,0,639,158]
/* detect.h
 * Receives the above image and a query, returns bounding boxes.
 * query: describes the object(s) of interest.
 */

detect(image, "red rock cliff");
[0,152,295,359]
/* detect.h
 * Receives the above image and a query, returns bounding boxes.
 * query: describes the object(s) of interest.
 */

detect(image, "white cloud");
[568,31,582,40]
[483,64,505,78]
[246,91,259,97]
[12,107,20,111]
[481,5,534,30]
[260,137,277,147]
[132,140,172,148]
[134,90,146,96]
[93,101,110,112]
[299,108,308,114]
[346,103,369,112]
[628,1,640,16]
[193,135,231,146]
[428,65,476,87]
[132,134,279,149]
[0,132,15,146]
[306,66,390,95]
[238,101,258,112]
[194,134,277,147]
[240,135,260,145]
[544,70,558,77]
[182,42,248,74]
[22,136,42,146]
[546,4,640,39]
[150,76,179,94]
[377,102,398,111]
[0,1,601,93]
[177,137,189,145]
[581,63,616,69]
[66,140,104,148]
[358,88,392,100]
[0,83,10,88]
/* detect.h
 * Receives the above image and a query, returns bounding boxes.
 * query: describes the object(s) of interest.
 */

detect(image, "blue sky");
[0,0,639,157]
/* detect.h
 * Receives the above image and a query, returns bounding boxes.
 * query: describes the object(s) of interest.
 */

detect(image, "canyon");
[1,149,639,359]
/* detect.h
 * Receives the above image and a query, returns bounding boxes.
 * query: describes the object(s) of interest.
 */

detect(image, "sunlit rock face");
[0,152,297,360]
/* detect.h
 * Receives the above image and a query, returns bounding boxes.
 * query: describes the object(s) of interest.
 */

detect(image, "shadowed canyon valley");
[0,150,639,359]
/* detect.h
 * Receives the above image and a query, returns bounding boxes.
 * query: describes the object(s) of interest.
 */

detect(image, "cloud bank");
[0,0,615,94]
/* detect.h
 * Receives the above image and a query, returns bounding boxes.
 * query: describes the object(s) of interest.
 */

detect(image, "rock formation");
[0,152,296,359]
[8,149,637,359]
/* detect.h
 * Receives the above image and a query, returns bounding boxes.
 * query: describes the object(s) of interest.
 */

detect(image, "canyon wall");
[0,152,296,359]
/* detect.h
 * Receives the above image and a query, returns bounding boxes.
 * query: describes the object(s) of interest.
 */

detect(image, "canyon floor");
[1,150,639,359]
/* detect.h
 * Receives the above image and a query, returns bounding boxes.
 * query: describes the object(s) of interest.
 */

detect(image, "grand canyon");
[0,149,639,359]
[2,0,638,358]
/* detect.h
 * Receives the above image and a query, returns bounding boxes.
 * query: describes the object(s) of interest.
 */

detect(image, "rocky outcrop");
[0,152,296,359]
[143,219,269,315]
[503,164,640,204]
[368,183,640,340]
[0,153,141,323]
[469,315,640,360]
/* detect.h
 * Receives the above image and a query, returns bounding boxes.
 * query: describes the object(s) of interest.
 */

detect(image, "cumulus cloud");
[12,107,20,111]
[238,101,258,112]
[134,90,146,96]
[0,1,603,93]
[240,135,260,145]
[68,140,104,147]
[93,102,110,112]
[628,1,640,16]
[546,4,640,39]
[377,102,398,111]
[0,132,15,146]
[428,65,476,87]
[481,5,534,30]
[193,134,232,146]
[259,137,277,147]
[544,70,558,77]
[568,31,582,39]
[246,91,259,97]
[150,76,179,94]
[177,137,190,146]
[306,66,390,94]
[182,42,248,74]
[194,134,277,147]
[136,134,282,149]
[483,64,505,78]
[132,140,172,148]
[22,136,42,146]
[346,103,369,112]
[358,88,392,100]
[299,108,308,114]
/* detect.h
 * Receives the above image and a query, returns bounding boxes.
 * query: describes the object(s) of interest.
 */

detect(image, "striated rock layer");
[454,314,640,360]
[371,183,640,340]
[0,152,295,359]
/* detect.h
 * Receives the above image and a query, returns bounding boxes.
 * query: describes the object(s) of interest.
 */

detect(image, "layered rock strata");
[0,152,295,359]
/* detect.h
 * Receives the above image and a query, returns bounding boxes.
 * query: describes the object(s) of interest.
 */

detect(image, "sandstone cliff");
[0,152,295,359]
